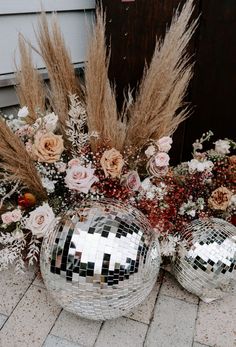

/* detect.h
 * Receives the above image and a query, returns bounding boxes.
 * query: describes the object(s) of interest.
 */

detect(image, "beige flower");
[229,155,236,165]
[100,148,124,178]
[208,187,233,211]
[32,131,64,163]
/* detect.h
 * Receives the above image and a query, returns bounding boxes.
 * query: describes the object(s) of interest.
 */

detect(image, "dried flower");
[65,163,98,194]
[188,159,213,173]
[100,148,124,178]
[44,112,58,132]
[229,156,236,165]
[11,209,22,222]
[18,106,29,120]
[121,171,141,191]
[208,187,233,211]
[147,155,169,177]
[25,203,55,238]
[1,212,14,225]
[154,152,170,167]
[214,140,230,155]
[32,131,64,163]
[156,136,173,153]
[145,145,156,158]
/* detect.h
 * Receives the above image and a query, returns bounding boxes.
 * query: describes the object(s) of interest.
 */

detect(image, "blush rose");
[65,163,98,194]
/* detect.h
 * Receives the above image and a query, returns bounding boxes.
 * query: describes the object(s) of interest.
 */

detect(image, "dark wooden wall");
[98,0,236,163]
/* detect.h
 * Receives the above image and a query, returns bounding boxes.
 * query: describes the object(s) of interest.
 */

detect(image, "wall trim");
[0,0,95,15]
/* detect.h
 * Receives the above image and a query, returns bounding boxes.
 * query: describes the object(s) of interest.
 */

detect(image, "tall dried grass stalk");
[85,9,127,151]
[125,0,198,148]
[35,12,84,136]
[0,117,47,200]
[15,35,46,124]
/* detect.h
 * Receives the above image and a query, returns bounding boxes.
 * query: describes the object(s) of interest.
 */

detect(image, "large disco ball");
[172,218,236,302]
[40,199,161,320]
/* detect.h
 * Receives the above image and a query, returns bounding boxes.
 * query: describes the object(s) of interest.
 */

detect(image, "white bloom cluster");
[188,159,214,173]
[159,235,181,257]
[141,178,166,200]
[179,197,205,218]
[214,139,230,155]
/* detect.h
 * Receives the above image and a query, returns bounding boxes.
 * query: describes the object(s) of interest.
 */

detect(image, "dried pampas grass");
[125,0,198,148]
[85,9,127,151]
[15,35,46,124]
[35,12,84,136]
[0,117,47,201]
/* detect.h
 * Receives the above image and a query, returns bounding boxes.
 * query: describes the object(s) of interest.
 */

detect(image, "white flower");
[230,195,236,206]
[141,178,152,191]
[42,177,55,193]
[44,112,58,132]
[188,159,213,173]
[156,136,173,153]
[18,106,29,119]
[188,209,196,217]
[214,139,230,155]
[25,203,55,238]
[146,191,155,200]
[65,163,98,194]
[145,145,156,158]
[7,118,22,132]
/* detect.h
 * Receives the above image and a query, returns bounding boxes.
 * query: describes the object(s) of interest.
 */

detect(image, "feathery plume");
[15,35,46,124]
[0,117,47,201]
[85,9,127,151]
[35,12,84,136]
[125,0,198,148]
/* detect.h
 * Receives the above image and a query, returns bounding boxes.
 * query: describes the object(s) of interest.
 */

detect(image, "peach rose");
[208,187,233,211]
[229,155,236,165]
[32,131,64,163]
[100,148,124,178]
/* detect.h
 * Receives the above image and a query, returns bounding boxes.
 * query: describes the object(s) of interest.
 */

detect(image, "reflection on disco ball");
[40,199,161,320]
[172,218,236,302]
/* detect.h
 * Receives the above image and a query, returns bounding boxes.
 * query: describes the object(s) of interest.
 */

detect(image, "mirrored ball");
[172,218,236,302]
[40,199,161,320]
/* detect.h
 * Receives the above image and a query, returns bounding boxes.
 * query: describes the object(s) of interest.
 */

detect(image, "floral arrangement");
[1,1,234,272]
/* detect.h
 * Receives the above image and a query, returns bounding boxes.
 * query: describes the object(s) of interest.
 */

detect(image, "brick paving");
[0,269,235,347]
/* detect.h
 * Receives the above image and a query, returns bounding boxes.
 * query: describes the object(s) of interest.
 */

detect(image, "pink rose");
[65,163,98,194]
[121,171,141,191]
[68,158,81,168]
[156,136,173,153]
[11,209,22,222]
[1,212,13,224]
[154,152,170,167]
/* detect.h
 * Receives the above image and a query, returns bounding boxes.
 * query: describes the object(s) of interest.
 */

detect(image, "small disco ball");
[40,199,161,320]
[172,218,236,302]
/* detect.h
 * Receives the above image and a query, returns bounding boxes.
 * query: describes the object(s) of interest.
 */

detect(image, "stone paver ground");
[0,269,235,347]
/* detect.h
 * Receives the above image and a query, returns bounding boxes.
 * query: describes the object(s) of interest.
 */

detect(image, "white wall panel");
[0,11,94,75]
[0,0,95,14]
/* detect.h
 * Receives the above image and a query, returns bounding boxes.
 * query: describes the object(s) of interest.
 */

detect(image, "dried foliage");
[35,12,84,136]
[125,0,198,148]
[85,9,127,151]
[0,117,47,200]
[66,94,89,155]
[15,35,46,124]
